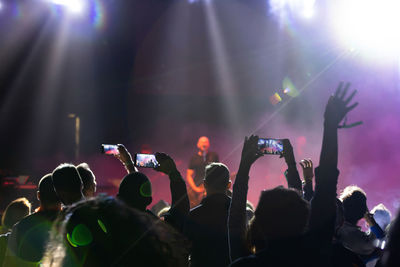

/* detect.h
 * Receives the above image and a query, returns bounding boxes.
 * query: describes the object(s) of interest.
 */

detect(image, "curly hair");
[43,196,189,267]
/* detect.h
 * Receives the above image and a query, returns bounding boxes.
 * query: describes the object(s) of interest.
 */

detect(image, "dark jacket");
[185,193,231,267]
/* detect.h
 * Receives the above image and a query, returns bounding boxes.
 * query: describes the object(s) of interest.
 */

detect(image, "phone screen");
[258,138,283,155]
[101,144,119,155]
[135,153,159,168]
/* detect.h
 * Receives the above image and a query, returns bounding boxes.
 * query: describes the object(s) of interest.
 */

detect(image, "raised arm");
[228,135,263,262]
[300,159,314,201]
[282,139,302,192]
[155,152,190,231]
[116,144,138,173]
[319,82,358,168]
[310,82,359,231]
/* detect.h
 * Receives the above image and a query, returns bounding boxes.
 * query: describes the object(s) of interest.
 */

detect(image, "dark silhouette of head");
[249,186,310,251]
[340,185,367,225]
[77,163,97,198]
[42,197,188,267]
[37,174,61,211]
[204,163,231,195]
[117,172,152,211]
[52,163,84,206]
[1,198,31,231]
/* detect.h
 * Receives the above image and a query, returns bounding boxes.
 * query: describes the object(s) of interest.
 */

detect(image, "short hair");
[372,203,392,231]
[1,198,31,230]
[249,186,310,250]
[52,163,83,194]
[204,163,230,191]
[117,172,152,210]
[77,163,96,197]
[38,174,60,206]
[340,185,367,224]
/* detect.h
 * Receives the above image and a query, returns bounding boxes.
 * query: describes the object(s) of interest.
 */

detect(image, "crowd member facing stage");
[77,163,97,198]
[228,82,359,267]
[0,198,31,266]
[115,145,190,231]
[337,185,386,262]
[4,174,61,265]
[187,136,219,207]
[42,196,189,267]
[184,162,232,267]
[52,163,85,206]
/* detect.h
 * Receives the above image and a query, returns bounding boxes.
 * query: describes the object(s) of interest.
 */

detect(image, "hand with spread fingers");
[324,82,361,128]
[299,159,314,181]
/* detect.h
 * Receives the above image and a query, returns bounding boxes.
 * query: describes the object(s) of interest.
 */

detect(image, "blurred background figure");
[187,136,219,208]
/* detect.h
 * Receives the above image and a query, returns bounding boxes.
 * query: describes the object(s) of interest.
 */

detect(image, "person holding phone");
[186,136,219,208]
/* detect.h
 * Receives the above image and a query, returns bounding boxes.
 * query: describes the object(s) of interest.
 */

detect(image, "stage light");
[269,0,316,19]
[331,0,400,58]
[0,2,3,11]
[48,0,86,14]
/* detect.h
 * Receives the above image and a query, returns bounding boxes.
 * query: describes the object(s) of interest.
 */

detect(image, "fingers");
[344,89,357,105]
[346,102,359,113]
[300,159,313,168]
[339,82,351,100]
[334,82,343,98]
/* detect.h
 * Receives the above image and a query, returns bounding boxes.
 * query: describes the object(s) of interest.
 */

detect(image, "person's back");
[185,163,231,267]
[6,174,61,264]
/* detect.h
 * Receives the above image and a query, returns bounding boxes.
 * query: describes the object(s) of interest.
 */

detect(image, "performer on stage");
[186,136,219,208]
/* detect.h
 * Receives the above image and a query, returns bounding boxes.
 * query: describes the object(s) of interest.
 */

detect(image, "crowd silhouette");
[0,82,399,267]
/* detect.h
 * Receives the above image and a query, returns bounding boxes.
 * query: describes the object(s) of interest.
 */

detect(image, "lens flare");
[91,0,106,30]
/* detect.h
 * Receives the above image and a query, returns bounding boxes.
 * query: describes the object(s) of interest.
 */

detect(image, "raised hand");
[115,144,134,165]
[280,139,295,165]
[324,82,359,127]
[239,135,263,168]
[115,144,137,173]
[154,152,178,175]
[299,159,314,181]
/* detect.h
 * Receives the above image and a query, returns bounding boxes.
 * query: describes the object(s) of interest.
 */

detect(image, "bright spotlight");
[0,2,3,11]
[331,0,400,58]
[49,0,86,14]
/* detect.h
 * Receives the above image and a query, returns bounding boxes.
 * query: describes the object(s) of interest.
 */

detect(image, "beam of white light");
[270,0,316,19]
[48,0,86,14]
[0,2,3,11]
[331,0,400,58]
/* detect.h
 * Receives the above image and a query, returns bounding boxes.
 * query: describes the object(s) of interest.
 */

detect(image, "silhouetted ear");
[37,191,40,201]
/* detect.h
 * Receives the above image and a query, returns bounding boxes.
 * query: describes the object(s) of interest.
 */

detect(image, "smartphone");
[258,138,283,155]
[101,144,119,155]
[134,153,159,168]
